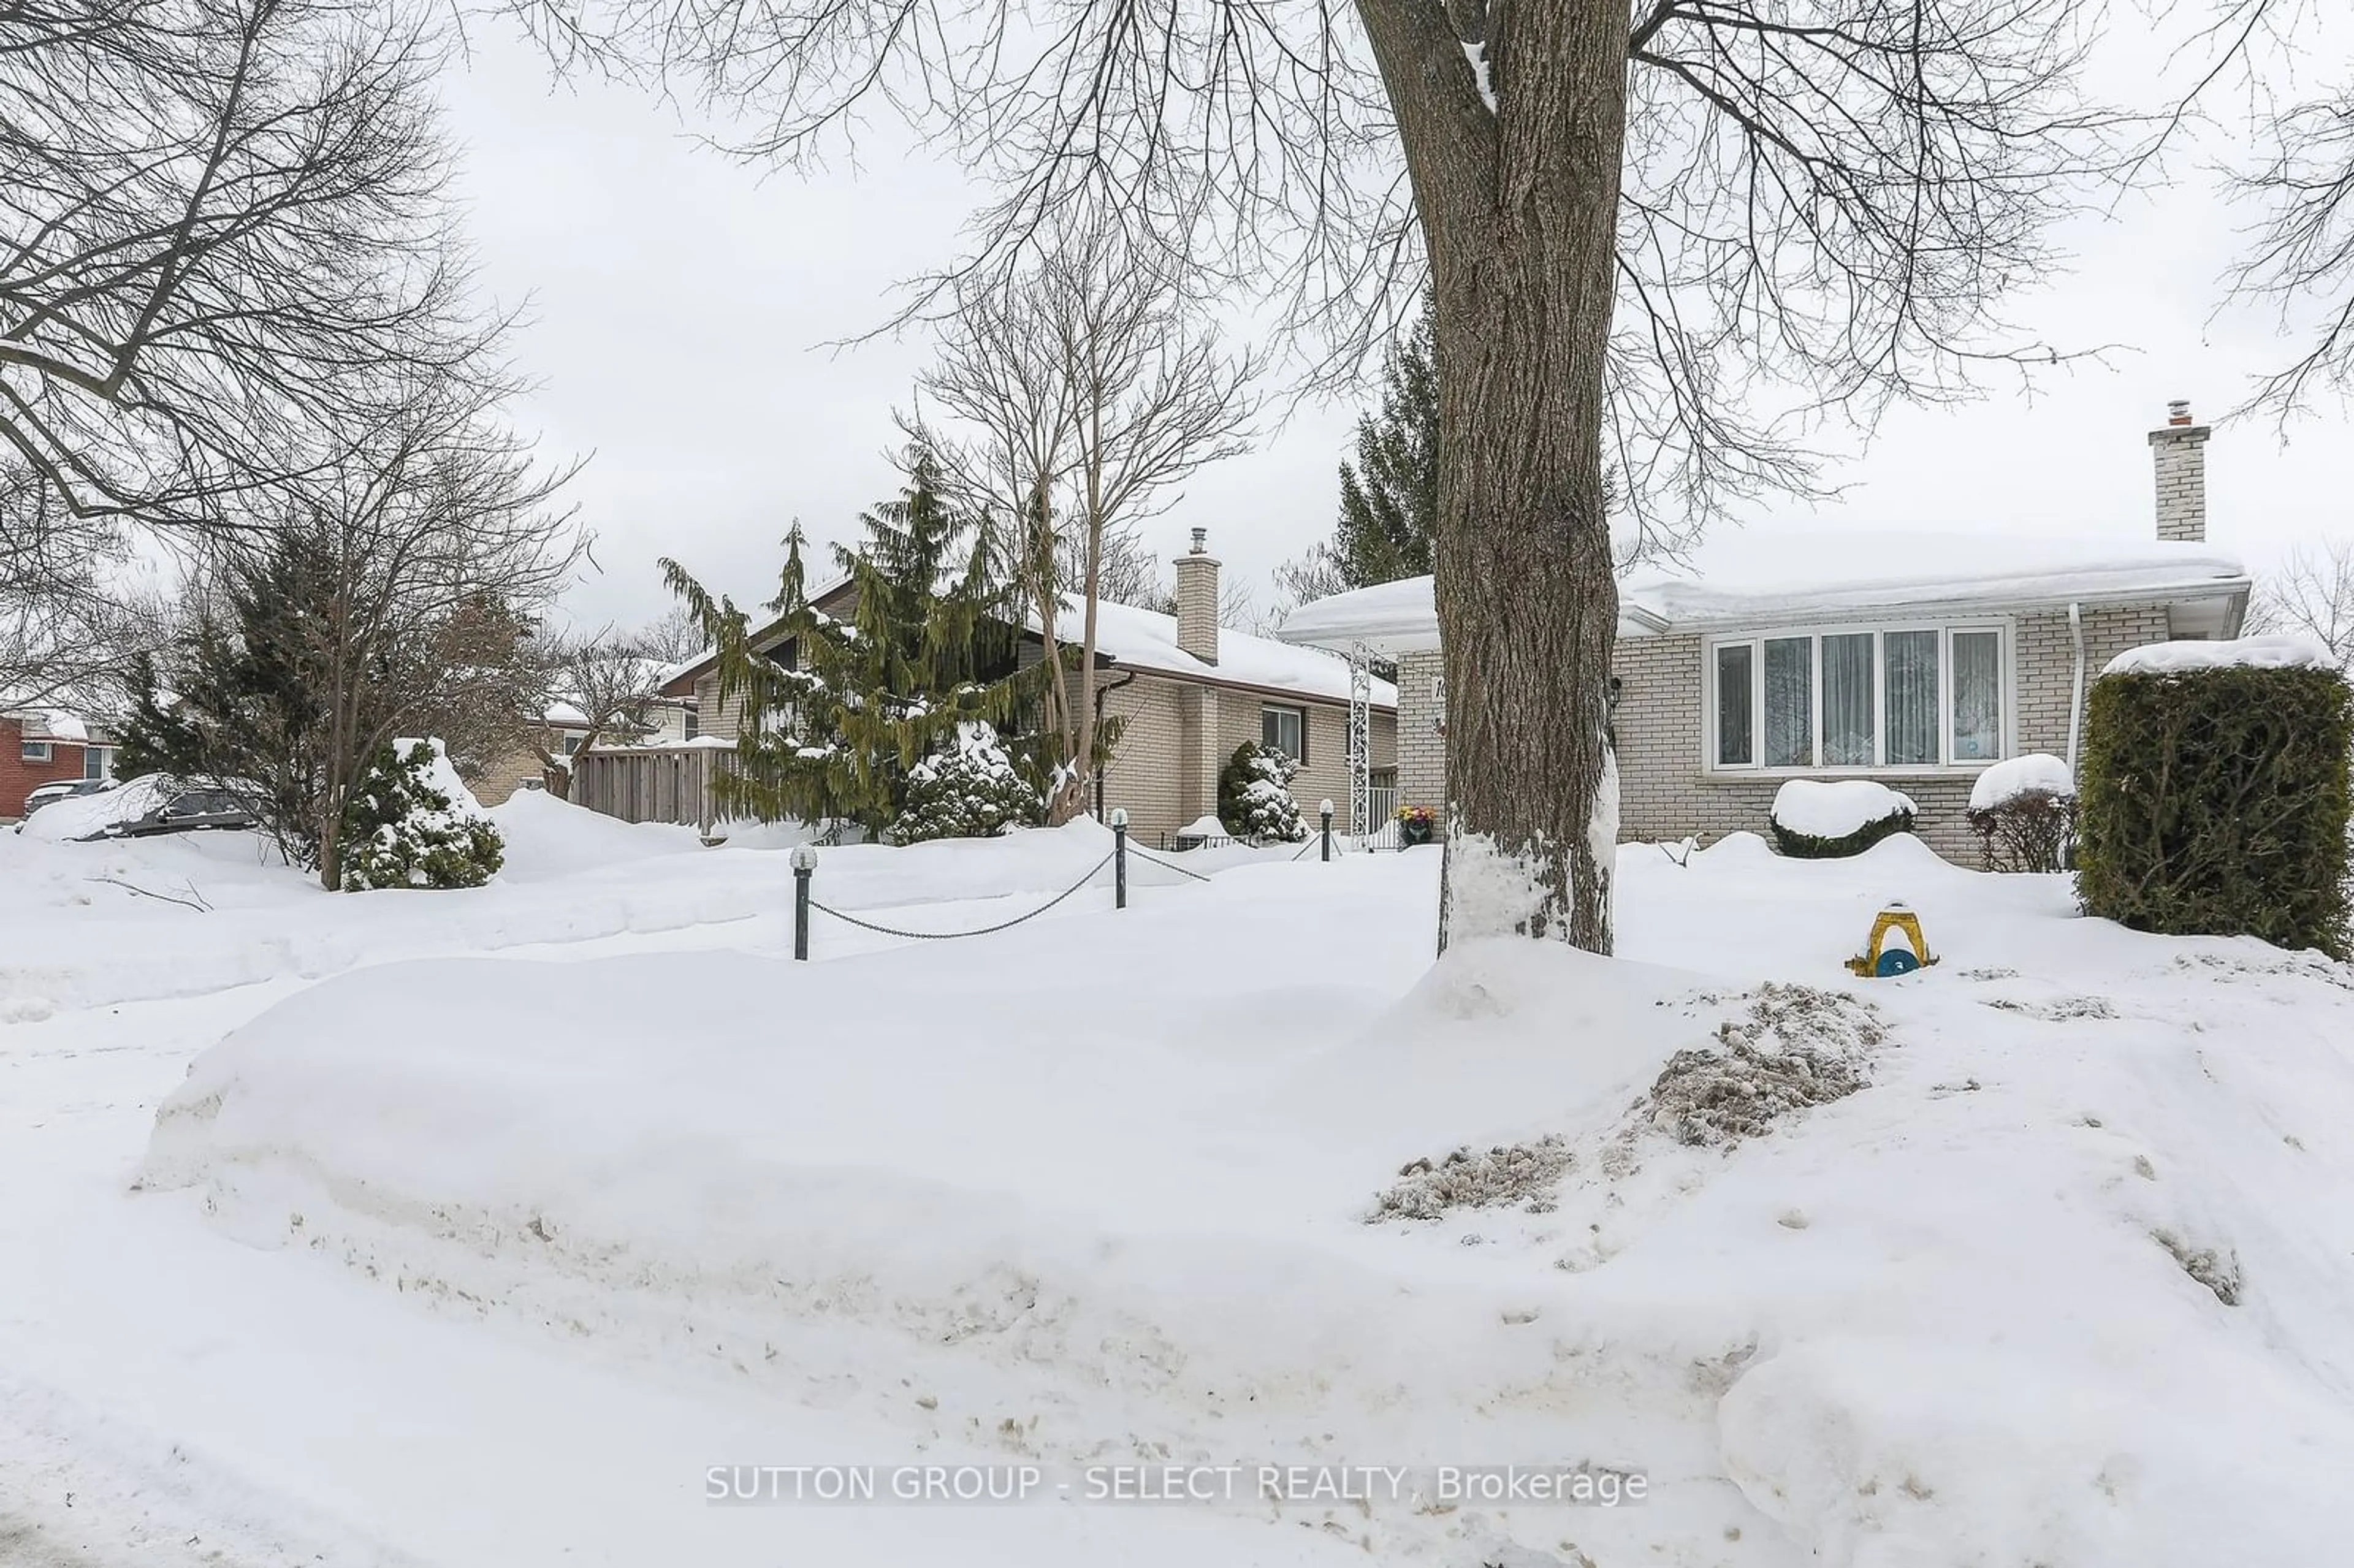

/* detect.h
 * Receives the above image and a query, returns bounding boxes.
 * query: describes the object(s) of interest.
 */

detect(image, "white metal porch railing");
[1357,783,1400,848]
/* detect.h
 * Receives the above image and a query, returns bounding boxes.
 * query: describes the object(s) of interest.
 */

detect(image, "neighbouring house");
[1276,403,2251,862]
[471,692,699,808]
[590,531,1400,842]
[1,706,117,819]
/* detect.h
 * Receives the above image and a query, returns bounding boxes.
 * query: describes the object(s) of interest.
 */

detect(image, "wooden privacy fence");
[568,744,731,832]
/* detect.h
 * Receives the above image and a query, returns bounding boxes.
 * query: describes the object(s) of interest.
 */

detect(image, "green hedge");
[1769,795,1916,859]
[2076,664,2352,957]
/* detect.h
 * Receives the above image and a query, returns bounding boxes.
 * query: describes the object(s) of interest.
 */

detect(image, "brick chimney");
[2148,398,2210,544]
[1173,526,1219,666]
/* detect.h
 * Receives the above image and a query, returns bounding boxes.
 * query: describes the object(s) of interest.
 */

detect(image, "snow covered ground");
[6,797,2354,1566]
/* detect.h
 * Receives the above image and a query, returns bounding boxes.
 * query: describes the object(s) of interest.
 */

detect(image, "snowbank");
[1967,752,2074,811]
[2103,632,2337,677]
[0,814,1214,1013]
[136,834,2354,1564]
[487,789,704,881]
[1772,777,1917,839]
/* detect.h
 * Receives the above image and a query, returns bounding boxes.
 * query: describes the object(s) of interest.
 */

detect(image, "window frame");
[1261,702,1307,764]
[20,739,51,763]
[1704,618,2013,776]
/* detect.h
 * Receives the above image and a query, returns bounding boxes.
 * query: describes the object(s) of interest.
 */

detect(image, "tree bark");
[1357,0,1629,953]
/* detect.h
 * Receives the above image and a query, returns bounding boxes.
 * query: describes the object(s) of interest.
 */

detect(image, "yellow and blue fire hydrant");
[1847,902,1936,978]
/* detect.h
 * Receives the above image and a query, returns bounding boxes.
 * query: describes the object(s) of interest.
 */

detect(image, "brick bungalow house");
[619,531,1398,843]
[1276,404,2251,861]
[1,707,116,819]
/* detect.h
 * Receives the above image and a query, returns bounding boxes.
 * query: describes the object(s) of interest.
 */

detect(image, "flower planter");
[1396,816,1435,848]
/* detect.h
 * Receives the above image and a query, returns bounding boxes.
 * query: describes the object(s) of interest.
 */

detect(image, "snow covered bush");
[2078,641,2352,957]
[1769,778,1916,859]
[888,723,1040,844]
[339,740,504,891]
[1965,753,2078,873]
[1217,741,1308,843]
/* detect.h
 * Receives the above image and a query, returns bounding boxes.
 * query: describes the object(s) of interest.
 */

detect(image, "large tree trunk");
[1358,0,1629,953]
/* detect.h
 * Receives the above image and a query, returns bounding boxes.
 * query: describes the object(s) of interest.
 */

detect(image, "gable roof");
[1056,598,1392,707]
[1277,531,2251,655]
[661,583,1397,710]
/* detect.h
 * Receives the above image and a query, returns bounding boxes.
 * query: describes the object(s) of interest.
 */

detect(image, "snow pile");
[1173,813,1228,842]
[1643,983,1886,1146]
[1369,1135,1571,1220]
[486,789,704,881]
[16,775,161,842]
[1771,778,1918,838]
[1967,752,2074,811]
[0,813,1230,1012]
[2103,632,2337,677]
[134,842,2354,1564]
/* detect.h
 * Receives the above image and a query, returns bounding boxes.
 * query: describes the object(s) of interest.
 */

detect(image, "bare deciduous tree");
[527,626,680,797]
[913,224,1257,821]
[0,0,500,533]
[521,0,2130,950]
[130,376,581,888]
[2246,538,2354,671]
[634,603,709,664]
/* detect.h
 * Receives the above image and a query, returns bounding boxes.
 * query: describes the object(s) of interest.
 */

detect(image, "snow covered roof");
[661,585,1394,710]
[4,706,99,743]
[1046,597,1396,709]
[1623,531,2247,630]
[1278,531,2250,655]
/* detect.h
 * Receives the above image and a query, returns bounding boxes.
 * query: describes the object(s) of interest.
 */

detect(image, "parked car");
[21,777,114,816]
[98,782,262,839]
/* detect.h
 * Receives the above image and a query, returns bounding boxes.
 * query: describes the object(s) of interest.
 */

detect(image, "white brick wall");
[2149,424,2209,543]
[1392,604,2181,863]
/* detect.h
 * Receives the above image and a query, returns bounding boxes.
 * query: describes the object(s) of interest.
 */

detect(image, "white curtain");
[1822,633,1874,766]
[1765,637,1812,767]
[1951,631,2001,760]
[1886,631,1940,766]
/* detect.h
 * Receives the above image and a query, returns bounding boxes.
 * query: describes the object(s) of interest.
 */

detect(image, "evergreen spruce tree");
[1217,740,1308,843]
[339,740,505,890]
[665,449,1049,836]
[1332,302,1438,588]
[1271,303,1438,611]
[889,721,1039,842]
[113,531,346,866]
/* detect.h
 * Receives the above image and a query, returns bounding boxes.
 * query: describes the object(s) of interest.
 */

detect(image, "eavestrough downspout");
[2066,601,2087,773]
[1092,669,1138,820]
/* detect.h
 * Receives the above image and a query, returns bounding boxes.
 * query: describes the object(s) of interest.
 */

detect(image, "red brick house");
[2,709,116,819]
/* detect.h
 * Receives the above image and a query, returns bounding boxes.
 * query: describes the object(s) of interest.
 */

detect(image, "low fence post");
[790,844,816,959]
[1110,808,1129,910]
[1320,799,1334,861]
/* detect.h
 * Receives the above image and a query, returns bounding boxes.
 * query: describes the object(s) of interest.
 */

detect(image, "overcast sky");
[435,20,2353,636]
